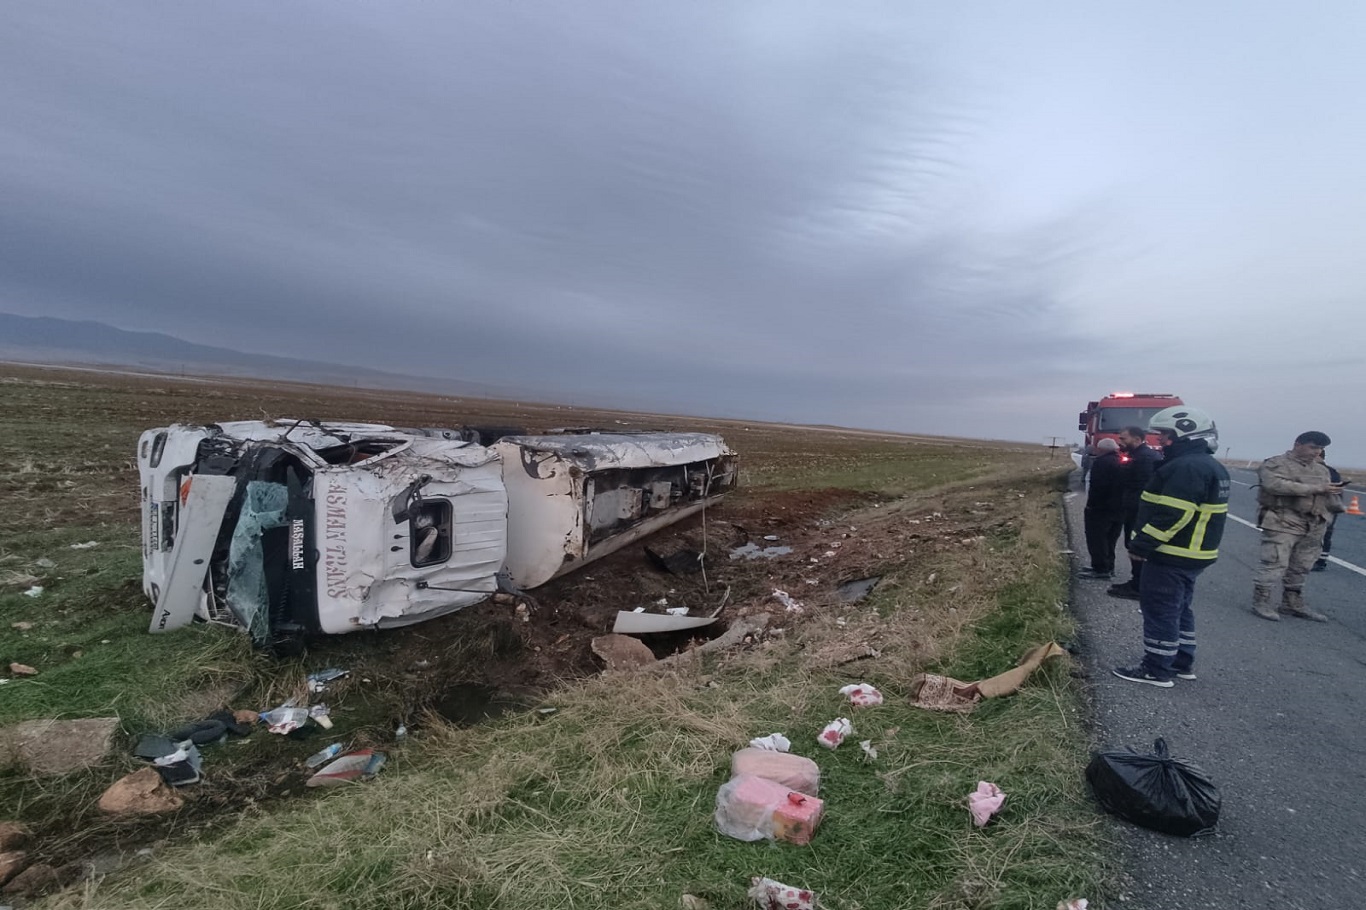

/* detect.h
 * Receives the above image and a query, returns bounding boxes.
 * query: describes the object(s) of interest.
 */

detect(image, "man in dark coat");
[1079,438,1125,579]
[1107,425,1162,600]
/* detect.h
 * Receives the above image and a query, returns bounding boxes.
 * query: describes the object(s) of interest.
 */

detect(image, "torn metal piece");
[612,611,719,634]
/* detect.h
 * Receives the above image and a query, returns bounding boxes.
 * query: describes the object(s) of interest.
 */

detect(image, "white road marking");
[1226,513,1366,577]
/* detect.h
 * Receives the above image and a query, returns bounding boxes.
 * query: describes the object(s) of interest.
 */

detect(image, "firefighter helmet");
[1148,406,1218,451]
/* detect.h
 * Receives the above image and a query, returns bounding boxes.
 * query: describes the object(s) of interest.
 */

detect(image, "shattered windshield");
[225,481,289,643]
[210,445,317,646]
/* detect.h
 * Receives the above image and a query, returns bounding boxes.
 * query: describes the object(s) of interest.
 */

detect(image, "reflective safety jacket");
[1129,439,1231,567]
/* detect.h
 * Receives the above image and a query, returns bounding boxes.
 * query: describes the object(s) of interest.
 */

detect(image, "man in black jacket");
[1107,426,1162,599]
[1080,438,1125,578]
[1113,406,1230,688]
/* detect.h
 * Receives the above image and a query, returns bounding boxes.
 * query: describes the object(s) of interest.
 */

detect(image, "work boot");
[1311,558,1328,572]
[1279,589,1327,622]
[1251,584,1279,622]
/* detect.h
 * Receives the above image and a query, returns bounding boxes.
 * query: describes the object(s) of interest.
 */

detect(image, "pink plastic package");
[816,718,853,750]
[731,747,820,796]
[968,780,1006,827]
[748,876,818,910]
[838,683,883,707]
[715,774,824,844]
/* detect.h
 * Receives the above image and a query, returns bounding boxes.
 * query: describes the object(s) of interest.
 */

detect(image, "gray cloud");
[2,2,1363,464]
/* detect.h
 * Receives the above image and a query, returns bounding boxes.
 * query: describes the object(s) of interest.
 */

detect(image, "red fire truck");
[1078,392,1183,451]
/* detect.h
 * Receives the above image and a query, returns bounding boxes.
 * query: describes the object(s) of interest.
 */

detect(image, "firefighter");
[1112,406,1229,688]
[1251,431,1346,621]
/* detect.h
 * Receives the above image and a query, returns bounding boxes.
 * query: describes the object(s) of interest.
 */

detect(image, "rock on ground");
[591,634,657,671]
[0,850,28,888]
[0,717,121,776]
[97,768,185,816]
[2,861,72,898]
[0,822,31,852]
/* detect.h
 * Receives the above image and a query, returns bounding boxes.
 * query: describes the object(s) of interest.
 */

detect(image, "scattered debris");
[835,576,880,603]
[968,781,1006,827]
[168,709,252,745]
[590,634,657,671]
[1057,900,1089,910]
[0,717,120,776]
[612,611,717,635]
[771,590,804,614]
[715,774,824,844]
[22,587,42,598]
[309,704,334,729]
[729,543,793,560]
[7,663,37,677]
[748,876,818,910]
[152,743,203,787]
[731,748,819,796]
[98,768,185,815]
[260,705,311,735]
[816,718,853,750]
[305,749,387,787]
[839,683,883,708]
[762,535,780,541]
[69,541,100,549]
[307,668,350,693]
[233,709,260,726]
[305,743,345,769]
[747,733,791,752]
[859,740,878,761]
[8,623,33,632]
[680,895,711,910]
[911,642,1066,713]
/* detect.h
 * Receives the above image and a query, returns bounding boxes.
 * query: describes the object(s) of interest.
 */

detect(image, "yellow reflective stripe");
[1140,491,1228,514]
[1139,491,1226,556]
[1155,543,1219,560]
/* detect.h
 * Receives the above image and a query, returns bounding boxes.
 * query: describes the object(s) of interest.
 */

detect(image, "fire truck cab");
[1078,392,1183,451]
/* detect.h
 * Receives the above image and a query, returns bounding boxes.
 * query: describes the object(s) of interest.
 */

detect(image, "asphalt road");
[1067,469,1366,910]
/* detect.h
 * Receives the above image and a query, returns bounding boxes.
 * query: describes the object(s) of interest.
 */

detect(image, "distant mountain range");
[0,312,519,399]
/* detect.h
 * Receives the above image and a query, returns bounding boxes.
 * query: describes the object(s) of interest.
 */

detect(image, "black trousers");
[1084,508,1125,573]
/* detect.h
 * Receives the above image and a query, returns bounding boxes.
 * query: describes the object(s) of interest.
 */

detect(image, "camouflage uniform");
[1255,452,1345,594]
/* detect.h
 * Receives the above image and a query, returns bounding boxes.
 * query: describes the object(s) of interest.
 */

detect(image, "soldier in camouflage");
[1252,431,1347,622]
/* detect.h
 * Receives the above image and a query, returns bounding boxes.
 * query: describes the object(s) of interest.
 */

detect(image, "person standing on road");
[1312,453,1344,572]
[1113,406,1229,688]
[1251,431,1346,621]
[1080,438,1125,579]
[1107,425,1162,600]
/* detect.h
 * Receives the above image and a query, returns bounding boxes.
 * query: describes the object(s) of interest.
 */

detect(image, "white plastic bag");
[817,718,853,750]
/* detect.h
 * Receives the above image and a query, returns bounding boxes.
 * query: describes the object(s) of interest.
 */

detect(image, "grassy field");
[1,365,1109,908]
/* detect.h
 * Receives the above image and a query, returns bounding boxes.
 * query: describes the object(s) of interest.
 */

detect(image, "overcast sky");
[3,2,1364,465]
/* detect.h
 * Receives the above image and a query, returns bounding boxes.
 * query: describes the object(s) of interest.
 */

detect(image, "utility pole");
[1046,436,1062,459]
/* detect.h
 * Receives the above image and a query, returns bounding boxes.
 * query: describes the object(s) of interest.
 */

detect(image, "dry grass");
[42,463,1109,910]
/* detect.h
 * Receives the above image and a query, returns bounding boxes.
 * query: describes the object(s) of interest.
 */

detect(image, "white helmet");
[1148,405,1218,451]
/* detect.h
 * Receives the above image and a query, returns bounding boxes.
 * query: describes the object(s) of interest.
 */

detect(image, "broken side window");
[411,499,453,567]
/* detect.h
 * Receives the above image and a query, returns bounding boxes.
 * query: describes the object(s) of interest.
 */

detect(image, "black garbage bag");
[1085,737,1220,836]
